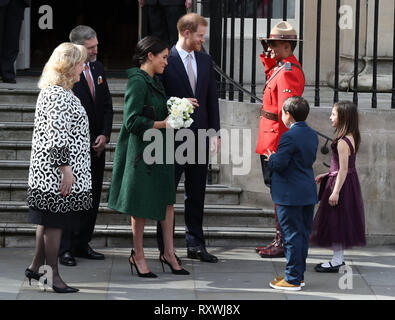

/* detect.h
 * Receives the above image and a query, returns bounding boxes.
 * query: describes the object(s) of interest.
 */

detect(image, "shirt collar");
[176,42,196,61]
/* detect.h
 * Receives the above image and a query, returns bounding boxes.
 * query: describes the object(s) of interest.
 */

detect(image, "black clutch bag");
[142,105,155,120]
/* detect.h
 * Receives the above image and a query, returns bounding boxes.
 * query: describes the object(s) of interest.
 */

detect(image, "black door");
[30,0,139,73]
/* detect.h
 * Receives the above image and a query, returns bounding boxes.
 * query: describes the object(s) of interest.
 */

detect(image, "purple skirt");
[310,172,366,249]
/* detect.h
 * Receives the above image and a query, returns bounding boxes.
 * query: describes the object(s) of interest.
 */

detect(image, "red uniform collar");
[277,54,300,67]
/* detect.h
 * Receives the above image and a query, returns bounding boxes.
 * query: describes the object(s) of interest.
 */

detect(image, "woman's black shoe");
[160,255,190,275]
[25,268,46,286]
[314,262,346,273]
[52,285,79,294]
[158,253,182,266]
[129,249,158,278]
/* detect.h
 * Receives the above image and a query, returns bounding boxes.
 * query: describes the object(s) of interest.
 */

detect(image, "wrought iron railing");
[194,0,395,109]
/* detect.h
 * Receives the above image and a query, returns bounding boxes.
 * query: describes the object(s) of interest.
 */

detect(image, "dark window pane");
[201,0,295,19]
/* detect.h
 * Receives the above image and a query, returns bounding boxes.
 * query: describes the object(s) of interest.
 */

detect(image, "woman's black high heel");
[25,268,77,293]
[129,249,158,278]
[160,255,190,275]
[25,268,47,286]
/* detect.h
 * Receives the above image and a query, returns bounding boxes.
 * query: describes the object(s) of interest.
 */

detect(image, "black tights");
[29,225,68,289]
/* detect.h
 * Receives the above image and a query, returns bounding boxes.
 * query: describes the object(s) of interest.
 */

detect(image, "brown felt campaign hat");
[259,21,303,42]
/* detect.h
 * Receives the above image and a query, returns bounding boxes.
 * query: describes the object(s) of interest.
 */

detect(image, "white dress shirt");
[175,42,198,83]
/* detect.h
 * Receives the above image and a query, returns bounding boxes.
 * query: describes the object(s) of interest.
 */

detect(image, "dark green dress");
[108,68,175,220]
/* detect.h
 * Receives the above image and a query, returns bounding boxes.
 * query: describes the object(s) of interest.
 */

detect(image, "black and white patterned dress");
[28,85,92,225]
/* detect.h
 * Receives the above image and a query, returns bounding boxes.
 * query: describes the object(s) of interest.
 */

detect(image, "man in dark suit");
[265,96,318,291]
[0,0,30,83]
[59,25,113,266]
[139,0,192,46]
[157,13,220,263]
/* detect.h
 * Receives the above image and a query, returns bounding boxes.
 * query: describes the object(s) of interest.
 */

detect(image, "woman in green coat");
[108,37,189,277]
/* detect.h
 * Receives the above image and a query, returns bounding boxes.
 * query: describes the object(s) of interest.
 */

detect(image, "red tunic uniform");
[256,54,305,155]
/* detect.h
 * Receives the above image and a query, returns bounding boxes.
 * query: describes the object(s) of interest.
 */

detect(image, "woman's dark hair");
[334,101,361,153]
[132,36,170,67]
[283,96,310,122]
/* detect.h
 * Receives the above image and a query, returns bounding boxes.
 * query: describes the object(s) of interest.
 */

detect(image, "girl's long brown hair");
[334,101,361,153]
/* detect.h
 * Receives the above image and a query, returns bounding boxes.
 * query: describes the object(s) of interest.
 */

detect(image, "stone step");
[0,223,277,248]
[0,202,275,229]
[0,104,125,123]
[0,87,126,105]
[0,159,220,184]
[0,122,123,142]
[0,141,116,163]
[0,180,239,205]
[0,160,113,181]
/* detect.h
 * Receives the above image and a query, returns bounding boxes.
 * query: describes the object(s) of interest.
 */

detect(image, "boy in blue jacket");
[265,96,318,291]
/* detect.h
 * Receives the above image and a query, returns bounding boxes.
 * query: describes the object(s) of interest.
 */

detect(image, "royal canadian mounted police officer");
[255,21,305,258]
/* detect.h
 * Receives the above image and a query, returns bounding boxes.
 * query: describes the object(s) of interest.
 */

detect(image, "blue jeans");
[276,204,315,285]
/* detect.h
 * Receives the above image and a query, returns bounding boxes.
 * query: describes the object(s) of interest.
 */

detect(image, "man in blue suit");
[157,13,221,263]
[265,96,318,291]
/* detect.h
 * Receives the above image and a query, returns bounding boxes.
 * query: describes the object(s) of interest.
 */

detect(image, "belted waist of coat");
[329,168,356,177]
[260,109,279,121]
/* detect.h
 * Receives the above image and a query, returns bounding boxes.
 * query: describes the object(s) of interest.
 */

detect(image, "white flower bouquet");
[166,97,194,129]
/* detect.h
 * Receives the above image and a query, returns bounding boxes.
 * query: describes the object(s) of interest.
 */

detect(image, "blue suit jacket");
[268,121,318,206]
[161,46,220,132]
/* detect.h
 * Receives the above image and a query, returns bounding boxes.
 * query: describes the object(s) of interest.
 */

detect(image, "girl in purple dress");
[310,101,366,273]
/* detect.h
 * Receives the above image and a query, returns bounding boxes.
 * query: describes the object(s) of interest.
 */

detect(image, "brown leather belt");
[260,109,278,121]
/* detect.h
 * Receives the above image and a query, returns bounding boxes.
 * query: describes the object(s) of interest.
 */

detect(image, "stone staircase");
[0,77,276,248]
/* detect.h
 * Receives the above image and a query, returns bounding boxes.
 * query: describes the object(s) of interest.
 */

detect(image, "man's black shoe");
[187,247,218,263]
[59,252,77,267]
[73,245,105,260]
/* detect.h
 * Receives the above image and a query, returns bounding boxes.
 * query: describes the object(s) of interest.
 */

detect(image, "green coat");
[108,68,175,220]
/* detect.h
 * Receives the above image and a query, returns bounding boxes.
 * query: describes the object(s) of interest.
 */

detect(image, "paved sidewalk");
[0,245,395,300]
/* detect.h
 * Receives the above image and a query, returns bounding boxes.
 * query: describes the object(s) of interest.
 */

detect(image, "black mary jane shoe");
[314,262,346,273]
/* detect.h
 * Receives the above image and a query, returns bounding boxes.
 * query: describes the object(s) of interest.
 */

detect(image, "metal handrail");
[210,57,334,148]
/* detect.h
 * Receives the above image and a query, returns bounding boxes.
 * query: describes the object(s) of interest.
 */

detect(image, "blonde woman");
[25,43,92,294]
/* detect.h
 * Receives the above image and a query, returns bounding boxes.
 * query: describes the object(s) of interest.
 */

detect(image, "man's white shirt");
[176,42,198,83]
